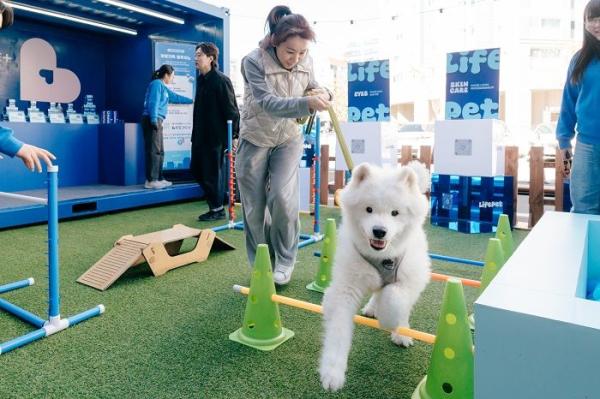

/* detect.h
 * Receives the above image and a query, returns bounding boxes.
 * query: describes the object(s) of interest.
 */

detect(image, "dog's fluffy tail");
[406,161,431,194]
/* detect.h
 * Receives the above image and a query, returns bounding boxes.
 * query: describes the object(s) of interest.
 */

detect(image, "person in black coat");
[191,42,240,221]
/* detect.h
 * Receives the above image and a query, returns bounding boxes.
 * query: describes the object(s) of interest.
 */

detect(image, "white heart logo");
[20,38,81,103]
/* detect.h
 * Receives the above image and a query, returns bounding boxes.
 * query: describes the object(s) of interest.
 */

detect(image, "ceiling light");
[7,1,137,35]
[96,0,184,24]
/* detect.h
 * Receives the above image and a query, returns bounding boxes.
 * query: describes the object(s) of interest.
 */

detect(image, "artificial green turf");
[0,201,528,398]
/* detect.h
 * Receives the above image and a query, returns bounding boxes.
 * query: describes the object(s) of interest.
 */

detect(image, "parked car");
[397,122,434,148]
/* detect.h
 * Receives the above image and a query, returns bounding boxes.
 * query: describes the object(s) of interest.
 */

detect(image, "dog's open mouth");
[369,239,387,251]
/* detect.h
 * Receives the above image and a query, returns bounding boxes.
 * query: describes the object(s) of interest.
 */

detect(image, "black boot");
[198,209,226,222]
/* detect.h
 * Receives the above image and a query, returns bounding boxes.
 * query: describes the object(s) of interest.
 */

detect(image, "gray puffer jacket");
[240,47,321,147]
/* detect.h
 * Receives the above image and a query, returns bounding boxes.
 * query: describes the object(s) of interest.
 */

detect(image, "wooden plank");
[400,145,412,166]
[504,146,519,226]
[529,146,544,227]
[419,146,432,170]
[320,145,329,205]
[554,147,564,211]
[334,170,345,191]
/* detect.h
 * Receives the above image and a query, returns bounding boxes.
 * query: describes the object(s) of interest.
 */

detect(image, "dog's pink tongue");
[370,239,386,249]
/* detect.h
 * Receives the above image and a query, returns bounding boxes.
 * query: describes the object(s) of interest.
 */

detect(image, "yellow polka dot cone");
[412,279,474,399]
[307,218,337,293]
[495,214,514,259]
[229,244,294,351]
[479,238,505,294]
[469,238,505,330]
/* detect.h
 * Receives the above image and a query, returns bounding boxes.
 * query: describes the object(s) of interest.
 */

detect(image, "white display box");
[475,212,600,398]
[335,121,398,171]
[433,119,505,177]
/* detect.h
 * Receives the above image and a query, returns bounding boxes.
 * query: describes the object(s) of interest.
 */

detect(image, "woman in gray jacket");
[237,5,331,285]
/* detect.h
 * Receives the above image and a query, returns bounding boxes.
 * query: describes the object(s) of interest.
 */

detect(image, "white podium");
[434,119,505,177]
[335,121,398,171]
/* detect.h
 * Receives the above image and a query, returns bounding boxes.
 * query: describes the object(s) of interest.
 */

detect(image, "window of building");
[541,18,560,29]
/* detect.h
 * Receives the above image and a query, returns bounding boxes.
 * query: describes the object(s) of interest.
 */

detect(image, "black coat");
[191,68,240,149]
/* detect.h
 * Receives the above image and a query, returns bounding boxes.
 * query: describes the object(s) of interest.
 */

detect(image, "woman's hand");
[307,95,330,112]
[16,144,56,172]
[306,88,331,102]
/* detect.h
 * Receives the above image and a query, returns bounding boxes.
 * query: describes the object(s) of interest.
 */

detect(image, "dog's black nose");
[372,226,387,239]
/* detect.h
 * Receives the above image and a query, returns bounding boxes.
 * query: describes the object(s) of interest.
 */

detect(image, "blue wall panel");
[0,19,107,114]
[0,122,98,191]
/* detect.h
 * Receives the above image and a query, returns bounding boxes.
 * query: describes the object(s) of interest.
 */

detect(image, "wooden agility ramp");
[77,224,235,291]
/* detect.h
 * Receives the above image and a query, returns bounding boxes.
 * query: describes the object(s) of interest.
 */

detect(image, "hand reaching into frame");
[15,144,56,173]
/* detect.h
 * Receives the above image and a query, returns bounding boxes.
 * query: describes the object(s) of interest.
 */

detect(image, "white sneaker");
[144,180,167,189]
[273,264,295,286]
[159,179,173,187]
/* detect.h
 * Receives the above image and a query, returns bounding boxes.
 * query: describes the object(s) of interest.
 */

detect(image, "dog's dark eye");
[391,210,399,216]
[366,207,373,213]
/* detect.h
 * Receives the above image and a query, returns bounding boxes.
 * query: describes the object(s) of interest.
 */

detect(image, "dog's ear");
[351,163,370,185]
[398,167,418,189]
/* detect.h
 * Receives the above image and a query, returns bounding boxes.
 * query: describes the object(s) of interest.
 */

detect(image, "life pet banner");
[445,48,500,120]
[153,40,196,170]
[347,59,390,122]
[430,173,514,234]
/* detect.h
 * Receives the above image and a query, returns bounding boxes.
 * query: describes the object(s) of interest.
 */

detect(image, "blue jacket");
[556,55,600,149]
[0,125,24,157]
[142,79,193,124]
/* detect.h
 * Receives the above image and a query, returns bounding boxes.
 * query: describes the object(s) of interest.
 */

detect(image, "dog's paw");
[361,303,376,318]
[391,331,414,347]
[320,367,346,392]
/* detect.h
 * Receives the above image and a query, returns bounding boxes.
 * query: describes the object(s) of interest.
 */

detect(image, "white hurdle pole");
[0,191,48,205]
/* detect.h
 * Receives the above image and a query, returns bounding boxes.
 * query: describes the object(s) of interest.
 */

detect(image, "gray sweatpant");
[235,135,304,269]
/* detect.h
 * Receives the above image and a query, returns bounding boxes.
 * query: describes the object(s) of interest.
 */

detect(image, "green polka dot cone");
[307,218,337,293]
[229,244,294,351]
[495,214,514,259]
[412,279,474,399]
[479,238,505,294]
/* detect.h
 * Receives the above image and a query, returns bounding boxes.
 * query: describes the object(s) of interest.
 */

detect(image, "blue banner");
[347,59,390,122]
[153,40,196,171]
[445,48,500,120]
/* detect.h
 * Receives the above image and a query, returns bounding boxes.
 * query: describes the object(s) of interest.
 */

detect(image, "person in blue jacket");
[557,0,600,214]
[142,64,193,189]
[0,1,55,172]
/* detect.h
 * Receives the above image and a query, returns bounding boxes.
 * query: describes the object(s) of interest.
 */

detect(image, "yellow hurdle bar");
[233,285,436,345]
[328,106,354,171]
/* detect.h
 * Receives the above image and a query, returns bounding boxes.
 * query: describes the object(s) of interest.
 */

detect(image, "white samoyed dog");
[319,161,431,392]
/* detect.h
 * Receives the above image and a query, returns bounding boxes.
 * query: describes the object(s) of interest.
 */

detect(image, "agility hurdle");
[233,284,436,345]
[212,117,325,249]
[0,166,104,355]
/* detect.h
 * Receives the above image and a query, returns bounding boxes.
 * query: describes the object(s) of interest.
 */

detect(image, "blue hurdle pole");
[48,165,60,320]
[0,165,105,356]
[0,278,34,295]
[0,298,46,328]
[429,253,484,267]
[298,236,322,249]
